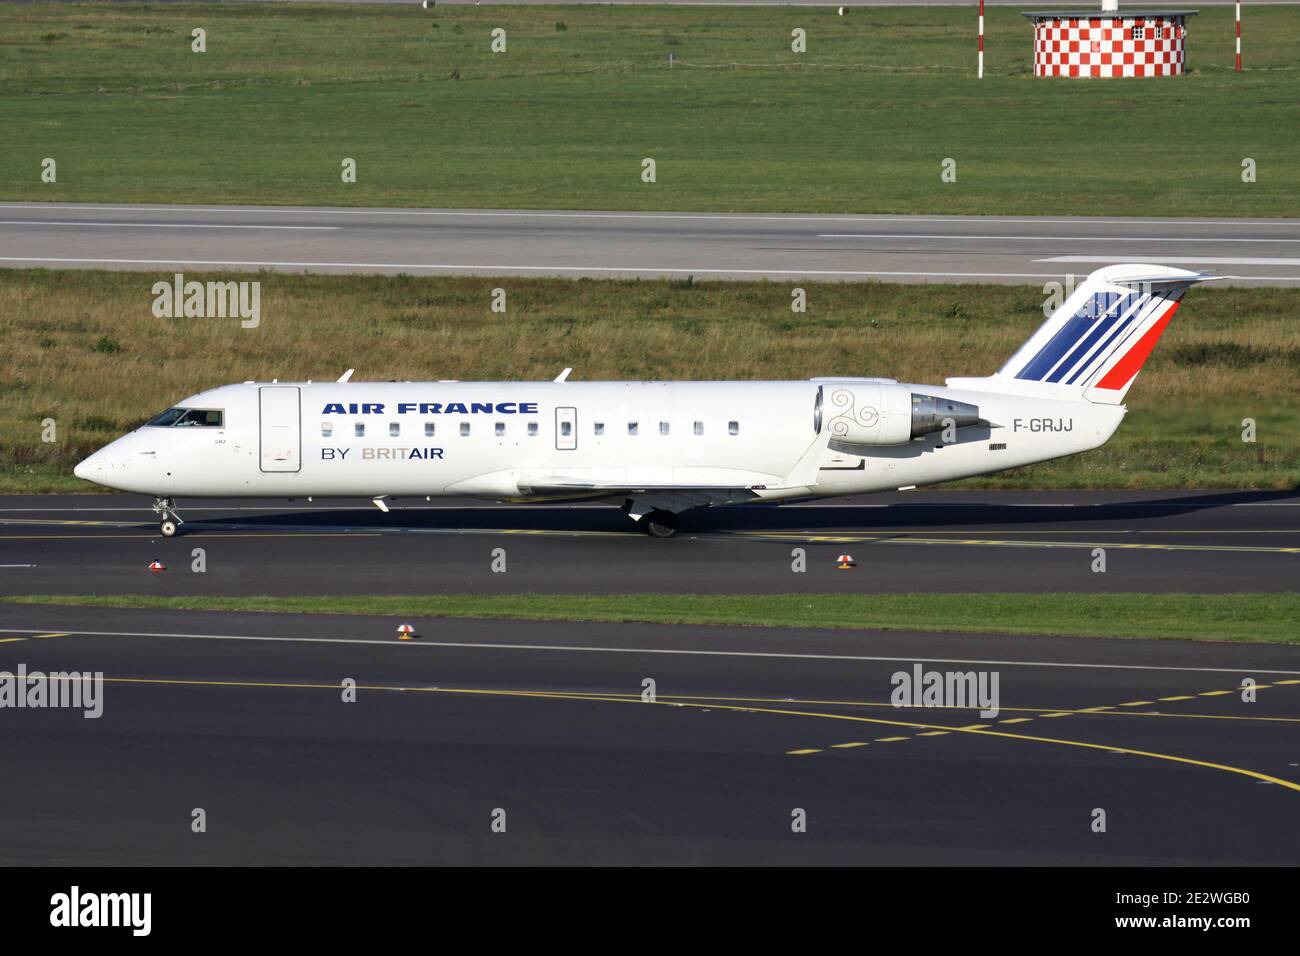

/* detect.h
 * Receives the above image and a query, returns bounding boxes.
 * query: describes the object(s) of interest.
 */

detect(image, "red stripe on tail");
[1094,300,1180,391]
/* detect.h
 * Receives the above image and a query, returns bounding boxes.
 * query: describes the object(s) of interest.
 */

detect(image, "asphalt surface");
[2,490,1298,595]
[3,203,1298,285]
[0,603,1297,864]
[244,1,1300,6]
[32,0,1282,5]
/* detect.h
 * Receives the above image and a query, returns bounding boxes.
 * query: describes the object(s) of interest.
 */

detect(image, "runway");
[1,602,1297,864]
[2,490,1298,595]
[3,203,1299,285]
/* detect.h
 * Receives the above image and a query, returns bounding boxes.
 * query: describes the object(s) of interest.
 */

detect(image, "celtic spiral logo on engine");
[828,388,878,437]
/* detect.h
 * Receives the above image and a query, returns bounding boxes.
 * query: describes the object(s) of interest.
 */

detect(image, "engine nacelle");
[820,384,980,446]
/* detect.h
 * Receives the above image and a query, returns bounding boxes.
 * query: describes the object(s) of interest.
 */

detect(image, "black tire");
[642,511,678,538]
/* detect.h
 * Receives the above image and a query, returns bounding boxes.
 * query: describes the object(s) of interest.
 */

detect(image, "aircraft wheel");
[159,519,179,538]
[642,511,678,538]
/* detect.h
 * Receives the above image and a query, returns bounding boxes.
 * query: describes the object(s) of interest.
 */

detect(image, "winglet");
[554,368,573,383]
[337,368,355,383]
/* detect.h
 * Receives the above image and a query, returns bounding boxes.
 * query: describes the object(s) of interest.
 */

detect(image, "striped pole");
[1235,0,1242,72]
[978,0,985,78]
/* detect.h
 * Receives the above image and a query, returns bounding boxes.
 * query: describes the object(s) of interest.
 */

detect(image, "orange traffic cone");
[836,554,857,570]
[147,559,166,572]
[396,623,418,640]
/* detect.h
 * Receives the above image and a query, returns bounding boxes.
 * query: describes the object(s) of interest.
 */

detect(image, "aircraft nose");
[74,448,105,481]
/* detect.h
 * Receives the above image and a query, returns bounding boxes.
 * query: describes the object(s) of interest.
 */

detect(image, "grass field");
[1,269,1296,492]
[4,592,1296,643]
[1,3,1298,215]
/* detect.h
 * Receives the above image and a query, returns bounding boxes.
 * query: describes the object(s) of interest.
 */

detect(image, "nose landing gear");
[153,497,184,537]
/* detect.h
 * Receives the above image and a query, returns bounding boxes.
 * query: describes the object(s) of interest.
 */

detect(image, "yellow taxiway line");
[42,673,1300,795]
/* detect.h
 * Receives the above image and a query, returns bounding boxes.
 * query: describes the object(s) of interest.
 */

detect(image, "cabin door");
[259,386,301,473]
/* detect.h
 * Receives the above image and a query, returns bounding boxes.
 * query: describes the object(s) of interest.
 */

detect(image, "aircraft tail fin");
[992,264,1213,405]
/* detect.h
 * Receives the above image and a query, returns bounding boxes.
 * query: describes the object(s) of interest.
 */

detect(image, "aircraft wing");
[514,479,763,513]
[450,434,830,514]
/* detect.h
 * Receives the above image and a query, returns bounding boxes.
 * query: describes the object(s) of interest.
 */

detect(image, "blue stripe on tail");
[1046,293,1142,384]
[1015,292,1131,382]
[1064,295,1153,385]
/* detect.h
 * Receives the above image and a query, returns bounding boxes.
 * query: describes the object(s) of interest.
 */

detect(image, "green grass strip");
[3,593,1297,644]
[4,6,1300,217]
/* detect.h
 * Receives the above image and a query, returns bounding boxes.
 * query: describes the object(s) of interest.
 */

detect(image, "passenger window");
[527,422,538,437]
[628,422,638,436]
[321,422,333,437]
[495,422,505,437]
[594,422,605,436]
[728,421,739,435]
[355,423,365,437]
[425,422,435,437]
[693,421,703,436]
[659,421,670,435]
[389,422,400,437]
[460,422,470,437]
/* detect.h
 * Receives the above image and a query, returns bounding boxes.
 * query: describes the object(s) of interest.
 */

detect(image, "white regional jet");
[75,264,1209,537]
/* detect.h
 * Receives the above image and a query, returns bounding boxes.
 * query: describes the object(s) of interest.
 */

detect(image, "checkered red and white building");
[1022,10,1198,77]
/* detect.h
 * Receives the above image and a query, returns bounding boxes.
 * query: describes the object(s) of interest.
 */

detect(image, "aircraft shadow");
[181,489,1299,537]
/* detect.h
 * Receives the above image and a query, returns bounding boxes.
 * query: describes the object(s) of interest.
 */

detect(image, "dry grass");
[2,269,1297,490]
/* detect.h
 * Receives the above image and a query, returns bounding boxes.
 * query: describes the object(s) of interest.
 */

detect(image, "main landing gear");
[624,498,682,537]
[637,510,679,539]
[153,496,184,537]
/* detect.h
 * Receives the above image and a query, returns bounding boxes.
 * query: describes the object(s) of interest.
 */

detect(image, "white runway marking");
[822,233,1300,244]
[1040,255,1300,267]
[0,255,1060,280]
[2,203,1295,228]
[0,220,337,231]
[1,626,1297,676]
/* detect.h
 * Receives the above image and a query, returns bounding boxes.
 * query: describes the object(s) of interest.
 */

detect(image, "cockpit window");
[146,408,185,427]
[177,409,222,427]
[146,407,223,428]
